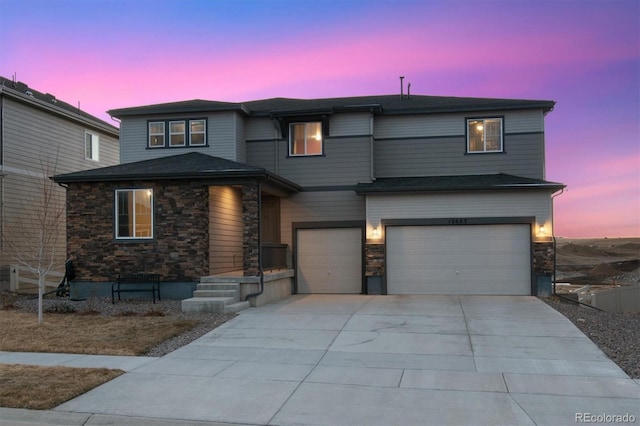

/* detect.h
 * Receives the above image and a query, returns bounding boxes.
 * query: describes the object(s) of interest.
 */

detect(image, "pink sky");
[1,0,638,237]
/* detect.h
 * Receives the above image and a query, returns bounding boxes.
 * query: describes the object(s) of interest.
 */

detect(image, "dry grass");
[0,311,198,355]
[0,309,202,410]
[0,364,123,409]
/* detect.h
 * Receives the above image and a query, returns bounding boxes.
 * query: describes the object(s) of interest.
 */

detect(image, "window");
[289,122,323,156]
[467,118,503,153]
[149,122,165,147]
[169,121,186,146]
[190,119,206,146]
[115,189,153,239]
[148,119,207,148]
[85,131,99,161]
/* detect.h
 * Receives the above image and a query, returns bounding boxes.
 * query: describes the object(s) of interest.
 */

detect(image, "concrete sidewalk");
[1,295,639,425]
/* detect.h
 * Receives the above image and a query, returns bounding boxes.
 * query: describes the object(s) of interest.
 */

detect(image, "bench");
[112,273,161,304]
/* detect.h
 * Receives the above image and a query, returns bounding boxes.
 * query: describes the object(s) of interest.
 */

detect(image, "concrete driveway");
[52,295,639,425]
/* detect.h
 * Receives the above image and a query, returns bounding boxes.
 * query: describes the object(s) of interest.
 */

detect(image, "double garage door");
[296,224,531,295]
[387,224,531,295]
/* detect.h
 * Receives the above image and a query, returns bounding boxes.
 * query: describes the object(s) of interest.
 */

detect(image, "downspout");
[270,116,280,175]
[551,188,601,310]
[0,95,4,251]
[369,110,375,181]
[245,181,264,302]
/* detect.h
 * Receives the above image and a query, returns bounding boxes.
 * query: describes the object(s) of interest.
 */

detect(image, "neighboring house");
[0,76,119,290]
[53,93,564,308]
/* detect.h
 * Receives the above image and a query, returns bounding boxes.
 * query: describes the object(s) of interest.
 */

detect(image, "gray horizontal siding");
[235,114,246,163]
[330,112,371,136]
[246,117,277,140]
[367,190,552,237]
[374,109,545,139]
[3,98,119,173]
[119,111,241,164]
[0,97,119,280]
[374,133,544,179]
[280,191,365,247]
[247,136,372,187]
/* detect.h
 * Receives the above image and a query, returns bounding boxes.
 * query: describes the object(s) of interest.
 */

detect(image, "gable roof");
[355,174,565,194]
[53,152,301,192]
[0,76,118,136]
[108,94,555,118]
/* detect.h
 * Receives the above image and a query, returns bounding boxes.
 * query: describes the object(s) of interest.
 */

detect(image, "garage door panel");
[387,224,530,295]
[297,228,362,294]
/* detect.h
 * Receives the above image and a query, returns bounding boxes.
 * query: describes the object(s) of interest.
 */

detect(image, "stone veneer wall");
[365,243,385,277]
[533,241,555,276]
[242,183,260,276]
[66,180,209,282]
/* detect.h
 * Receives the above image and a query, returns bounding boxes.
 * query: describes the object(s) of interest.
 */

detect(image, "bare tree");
[6,156,66,323]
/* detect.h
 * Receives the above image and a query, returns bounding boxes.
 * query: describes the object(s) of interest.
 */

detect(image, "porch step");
[181,296,236,314]
[193,289,239,298]
[181,281,249,314]
[224,301,251,314]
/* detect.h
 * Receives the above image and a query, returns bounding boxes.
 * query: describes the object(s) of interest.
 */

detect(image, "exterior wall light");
[372,226,380,238]
[539,225,546,235]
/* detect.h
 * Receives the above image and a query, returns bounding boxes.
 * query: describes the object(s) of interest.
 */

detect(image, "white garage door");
[387,224,531,295]
[297,228,362,294]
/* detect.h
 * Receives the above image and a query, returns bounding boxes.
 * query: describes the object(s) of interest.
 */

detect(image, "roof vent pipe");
[399,76,404,99]
[407,83,411,99]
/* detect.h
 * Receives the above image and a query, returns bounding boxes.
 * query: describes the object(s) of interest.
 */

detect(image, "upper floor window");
[467,118,503,153]
[289,122,323,156]
[149,122,165,147]
[85,131,99,161]
[190,119,206,146]
[148,119,207,148]
[115,189,153,239]
[169,121,186,146]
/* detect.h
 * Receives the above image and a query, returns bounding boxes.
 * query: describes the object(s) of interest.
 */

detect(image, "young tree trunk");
[38,275,44,324]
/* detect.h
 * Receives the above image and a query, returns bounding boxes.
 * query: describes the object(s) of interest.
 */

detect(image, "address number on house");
[448,218,469,224]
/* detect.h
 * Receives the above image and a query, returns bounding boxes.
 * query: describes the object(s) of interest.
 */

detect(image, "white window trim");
[115,189,154,240]
[466,117,503,153]
[149,121,166,148]
[85,131,99,161]
[169,120,186,147]
[288,122,323,156]
[189,119,206,146]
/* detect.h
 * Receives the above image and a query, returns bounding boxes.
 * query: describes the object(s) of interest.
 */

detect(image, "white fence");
[9,265,64,292]
[591,285,640,313]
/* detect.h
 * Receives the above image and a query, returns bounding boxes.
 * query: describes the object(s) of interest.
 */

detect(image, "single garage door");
[297,228,362,294]
[387,224,531,295]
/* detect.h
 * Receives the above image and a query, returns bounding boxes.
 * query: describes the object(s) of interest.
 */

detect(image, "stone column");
[242,183,260,277]
[533,241,555,276]
[365,243,385,277]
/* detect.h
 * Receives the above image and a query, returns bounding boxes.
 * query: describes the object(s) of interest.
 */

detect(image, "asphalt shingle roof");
[53,152,300,192]
[108,94,555,118]
[0,76,118,134]
[355,174,565,194]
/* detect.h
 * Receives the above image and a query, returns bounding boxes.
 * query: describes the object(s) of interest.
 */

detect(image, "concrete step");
[181,297,236,314]
[193,289,238,298]
[197,282,240,290]
[224,301,250,314]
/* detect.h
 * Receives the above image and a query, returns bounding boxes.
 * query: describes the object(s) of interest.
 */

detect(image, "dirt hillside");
[555,238,640,289]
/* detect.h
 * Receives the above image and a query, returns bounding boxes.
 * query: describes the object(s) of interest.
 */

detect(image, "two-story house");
[0,76,119,291]
[53,94,564,311]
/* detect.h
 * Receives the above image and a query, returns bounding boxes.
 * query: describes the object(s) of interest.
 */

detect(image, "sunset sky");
[1,0,638,238]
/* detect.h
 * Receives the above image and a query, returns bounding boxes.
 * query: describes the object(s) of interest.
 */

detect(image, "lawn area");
[0,306,207,410]
[0,364,123,410]
[0,310,199,355]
